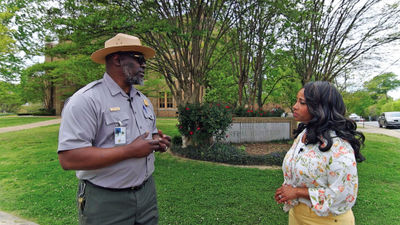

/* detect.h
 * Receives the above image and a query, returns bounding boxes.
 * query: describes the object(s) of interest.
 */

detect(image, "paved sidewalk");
[0,211,38,225]
[357,123,400,139]
[0,118,61,134]
[0,118,61,225]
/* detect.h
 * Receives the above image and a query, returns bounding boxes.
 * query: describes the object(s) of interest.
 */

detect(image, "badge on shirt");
[144,99,149,106]
[114,127,126,145]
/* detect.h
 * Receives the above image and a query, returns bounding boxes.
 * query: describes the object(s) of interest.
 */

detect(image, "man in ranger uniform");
[58,33,171,225]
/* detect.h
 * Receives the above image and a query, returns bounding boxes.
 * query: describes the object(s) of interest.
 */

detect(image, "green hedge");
[170,140,286,166]
[232,106,284,117]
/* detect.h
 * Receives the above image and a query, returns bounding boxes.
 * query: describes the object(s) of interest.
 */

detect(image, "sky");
[347,0,400,100]
[378,42,400,100]
[352,40,400,100]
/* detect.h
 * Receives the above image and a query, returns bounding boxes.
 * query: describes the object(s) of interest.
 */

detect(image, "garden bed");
[236,142,292,156]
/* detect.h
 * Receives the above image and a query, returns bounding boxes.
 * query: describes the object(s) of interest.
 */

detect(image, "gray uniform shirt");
[58,73,157,188]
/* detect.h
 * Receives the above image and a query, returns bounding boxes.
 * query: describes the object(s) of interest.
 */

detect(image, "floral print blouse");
[282,129,358,216]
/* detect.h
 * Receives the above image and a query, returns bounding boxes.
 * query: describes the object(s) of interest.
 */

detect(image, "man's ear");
[112,54,122,67]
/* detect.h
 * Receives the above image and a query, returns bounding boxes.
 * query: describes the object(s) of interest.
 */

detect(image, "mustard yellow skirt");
[289,203,355,225]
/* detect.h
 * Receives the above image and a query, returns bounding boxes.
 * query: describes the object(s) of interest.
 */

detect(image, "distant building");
[45,42,178,117]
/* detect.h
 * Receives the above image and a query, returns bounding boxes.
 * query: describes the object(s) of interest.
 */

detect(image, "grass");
[0,113,16,117]
[154,117,180,137]
[0,116,57,128]
[0,119,398,224]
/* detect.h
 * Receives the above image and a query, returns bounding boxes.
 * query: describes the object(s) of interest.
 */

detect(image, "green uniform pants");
[77,176,158,225]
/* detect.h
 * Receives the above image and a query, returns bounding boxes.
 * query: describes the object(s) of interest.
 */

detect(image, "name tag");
[114,127,126,145]
[110,107,120,112]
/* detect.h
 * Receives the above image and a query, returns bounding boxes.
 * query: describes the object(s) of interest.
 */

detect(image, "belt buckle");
[131,185,141,191]
[131,182,144,191]
[131,181,145,191]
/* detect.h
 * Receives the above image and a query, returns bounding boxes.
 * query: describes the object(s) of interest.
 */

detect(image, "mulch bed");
[234,142,292,155]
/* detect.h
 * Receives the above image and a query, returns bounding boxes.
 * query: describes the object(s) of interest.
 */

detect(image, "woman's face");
[293,88,313,123]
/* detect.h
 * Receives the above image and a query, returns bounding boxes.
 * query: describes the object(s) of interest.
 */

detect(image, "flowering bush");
[177,103,232,146]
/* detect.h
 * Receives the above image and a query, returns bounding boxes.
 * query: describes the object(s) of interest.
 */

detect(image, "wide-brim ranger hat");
[91,33,156,64]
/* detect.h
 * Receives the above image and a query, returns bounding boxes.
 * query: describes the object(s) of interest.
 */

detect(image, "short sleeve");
[57,94,98,152]
[308,140,358,216]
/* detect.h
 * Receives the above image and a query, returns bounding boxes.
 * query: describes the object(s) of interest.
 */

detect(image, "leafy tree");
[34,0,242,106]
[123,0,240,105]
[364,72,400,99]
[0,81,23,113]
[342,72,400,118]
[256,50,298,110]
[285,0,400,85]
[380,100,400,112]
[20,53,104,111]
[0,0,57,82]
[204,71,238,106]
[11,1,117,110]
[268,75,302,113]
[0,1,19,81]
[0,5,14,53]
[203,42,238,105]
[342,90,375,118]
[227,0,289,107]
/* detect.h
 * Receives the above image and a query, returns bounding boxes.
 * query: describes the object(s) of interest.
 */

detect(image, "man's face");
[120,52,146,86]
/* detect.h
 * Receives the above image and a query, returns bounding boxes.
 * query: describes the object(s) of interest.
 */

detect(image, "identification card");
[114,127,126,145]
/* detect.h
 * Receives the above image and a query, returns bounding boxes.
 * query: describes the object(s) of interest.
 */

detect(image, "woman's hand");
[275,184,309,204]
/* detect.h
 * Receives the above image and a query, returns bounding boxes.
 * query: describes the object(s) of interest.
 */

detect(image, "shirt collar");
[103,72,141,98]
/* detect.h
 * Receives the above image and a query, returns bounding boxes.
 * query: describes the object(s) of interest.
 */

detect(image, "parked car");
[378,112,400,128]
[349,113,362,122]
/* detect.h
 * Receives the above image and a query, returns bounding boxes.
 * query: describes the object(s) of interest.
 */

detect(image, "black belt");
[85,178,148,192]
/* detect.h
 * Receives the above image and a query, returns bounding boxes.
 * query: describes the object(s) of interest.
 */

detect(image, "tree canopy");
[2,0,400,115]
[286,0,400,85]
[0,1,18,81]
[364,72,400,98]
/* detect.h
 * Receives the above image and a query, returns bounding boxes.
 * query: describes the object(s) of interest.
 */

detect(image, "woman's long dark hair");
[294,81,365,162]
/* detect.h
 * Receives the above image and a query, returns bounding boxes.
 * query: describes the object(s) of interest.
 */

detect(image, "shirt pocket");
[142,105,154,121]
[103,111,130,143]
[104,111,130,127]
[141,106,155,131]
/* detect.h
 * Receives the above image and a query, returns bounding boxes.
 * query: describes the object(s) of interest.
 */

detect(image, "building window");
[159,92,165,108]
[159,92,174,109]
[166,92,173,108]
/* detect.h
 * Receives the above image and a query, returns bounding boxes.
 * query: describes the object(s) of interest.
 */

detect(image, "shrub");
[170,142,286,166]
[177,103,232,146]
[171,135,183,146]
[17,103,43,115]
[32,108,56,116]
[232,106,284,117]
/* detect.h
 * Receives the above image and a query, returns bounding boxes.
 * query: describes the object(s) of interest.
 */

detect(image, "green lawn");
[0,119,398,224]
[0,116,57,128]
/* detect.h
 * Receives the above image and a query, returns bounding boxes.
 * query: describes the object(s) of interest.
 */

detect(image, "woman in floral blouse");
[275,81,365,225]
